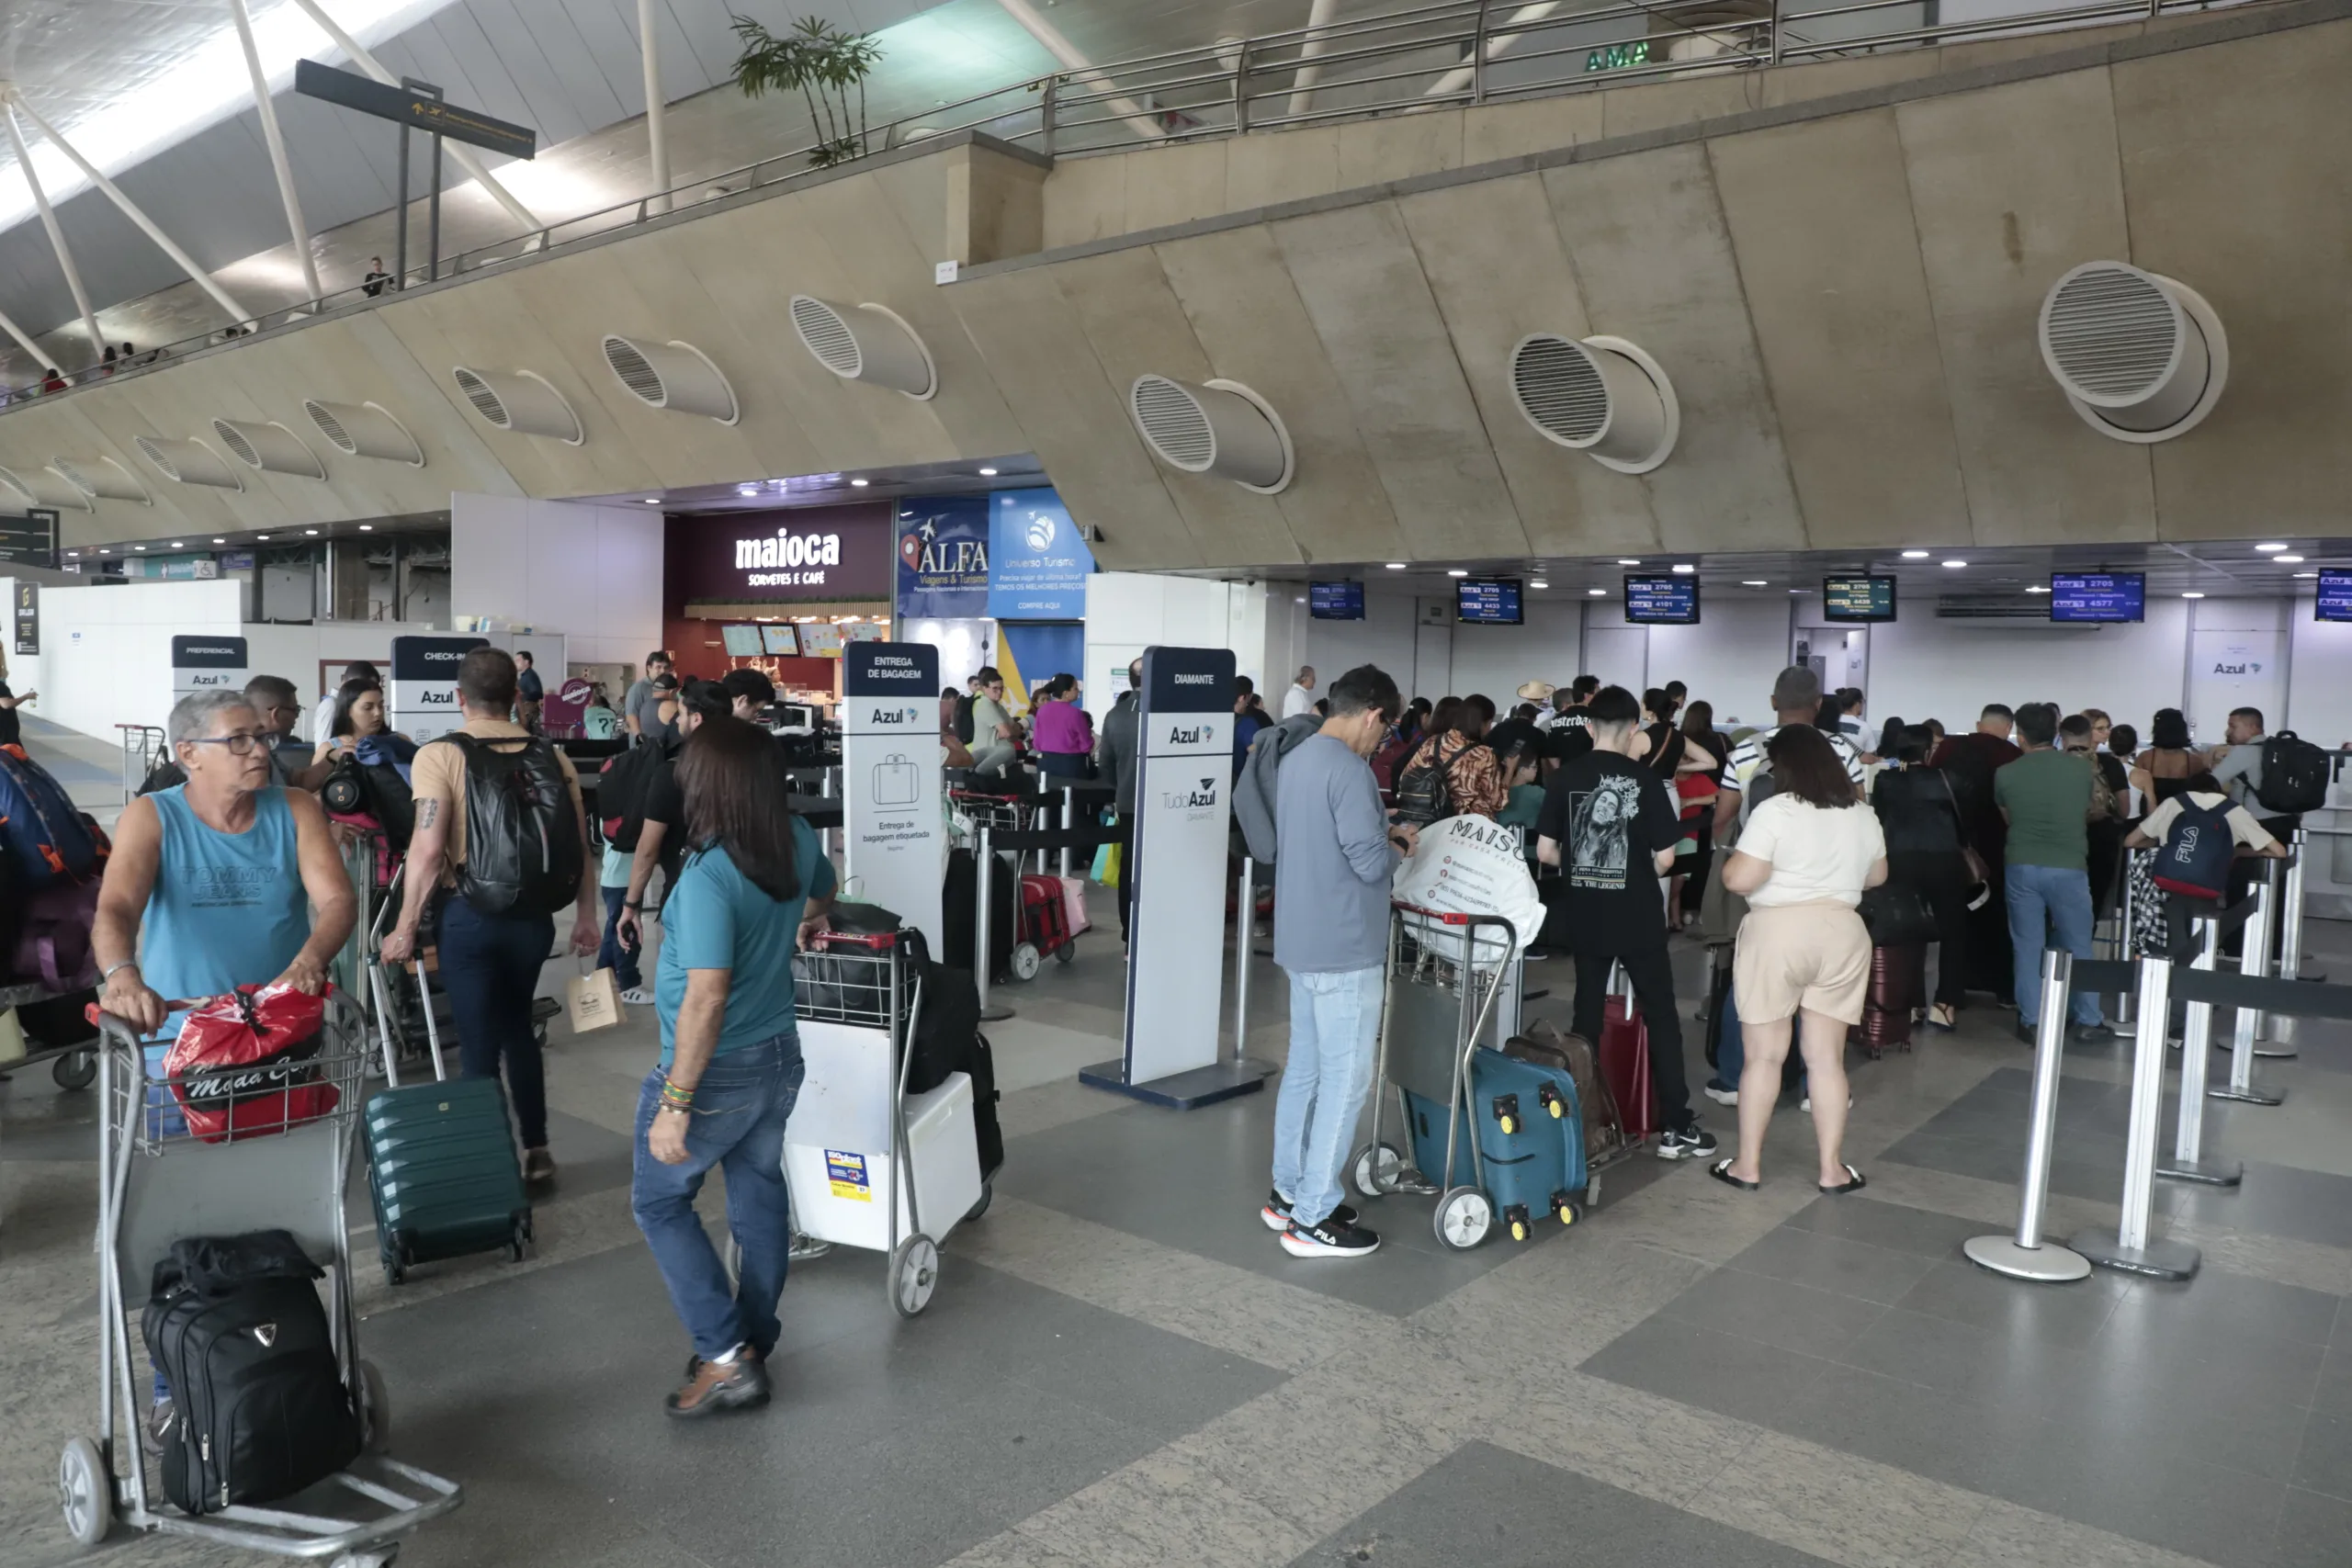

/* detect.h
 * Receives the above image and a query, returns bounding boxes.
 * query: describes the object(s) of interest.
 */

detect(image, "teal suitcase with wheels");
[363,964,531,1285]
[1402,1046,1590,1241]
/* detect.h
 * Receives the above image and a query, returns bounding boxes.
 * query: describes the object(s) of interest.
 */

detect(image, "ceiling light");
[2295,572,2318,579]
[2256,542,2288,552]
[1742,580,1767,586]
[1901,549,1930,559]
[2275,555,2303,563]
[358,525,373,532]
[96,547,108,554]
[170,541,182,547]
[304,528,318,536]
[1294,595,1306,604]
[1941,559,1967,569]
[1446,570,1468,578]
[1385,562,1406,570]
[1670,563,1695,574]
[849,479,870,487]
[1617,558,1641,566]
[1587,588,1605,597]
[978,467,999,477]
[1529,581,1548,590]
[2027,586,2051,594]
[2182,591,2205,599]
[256,534,270,540]
[211,537,225,544]
[133,545,145,550]
[642,497,660,504]
[65,550,76,557]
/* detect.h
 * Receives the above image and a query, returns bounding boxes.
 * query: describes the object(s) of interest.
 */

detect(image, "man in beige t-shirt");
[383,648,598,1184]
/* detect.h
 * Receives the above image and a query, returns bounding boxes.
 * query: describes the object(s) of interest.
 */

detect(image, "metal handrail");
[0,0,2277,417]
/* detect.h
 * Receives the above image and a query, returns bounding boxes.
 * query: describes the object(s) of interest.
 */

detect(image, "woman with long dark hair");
[312,678,404,763]
[1871,724,1969,1031]
[1668,699,1724,930]
[1715,723,1887,1194]
[2132,707,2198,807]
[631,716,837,1419]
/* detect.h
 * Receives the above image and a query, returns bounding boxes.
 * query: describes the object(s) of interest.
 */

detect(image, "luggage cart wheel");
[1010,942,1042,982]
[51,1050,96,1091]
[1054,942,1077,964]
[1506,1204,1531,1242]
[331,1550,398,1568]
[1551,1192,1582,1227]
[1349,1141,1406,1200]
[357,1359,391,1454]
[1539,1085,1566,1120]
[58,1436,108,1548]
[889,1233,940,1318]
[1433,1187,1493,1251]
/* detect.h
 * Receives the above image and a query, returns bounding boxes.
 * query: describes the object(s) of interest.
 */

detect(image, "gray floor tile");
[2168,1160,2352,1252]
[1781,1194,1992,1261]
[2272,1485,2352,1568]
[1723,1225,1945,1306]
[1577,1316,1833,1430]
[1285,1439,1842,1568]
[1656,1265,1890,1360]
[2103,1267,2344,1351]
[2293,1411,2352,1502]
[1891,1256,2132,1349]
[2317,1348,2352,1419]
[1996,1432,2285,1568]
[2067,1308,2326,1425]
[1772,1361,2037,1502]
[1833,1305,2086,1419]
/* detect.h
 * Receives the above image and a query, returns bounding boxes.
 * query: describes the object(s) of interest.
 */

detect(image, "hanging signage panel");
[388,635,488,742]
[896,496,990,619]
[668,505,894,606]
[293,59,538,159]
[842,643,944,953]
[12,581,35,655]
[987,488,1093,619]
[1121,647,1235,1086]
[170,635,249,702]
[0,509,57,570]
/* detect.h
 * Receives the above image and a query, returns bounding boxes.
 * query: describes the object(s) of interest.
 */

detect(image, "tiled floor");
[5,721,2351,1567]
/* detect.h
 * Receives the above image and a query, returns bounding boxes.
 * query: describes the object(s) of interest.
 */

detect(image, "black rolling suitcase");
[361,962,533,1284]
[943,847,1017,983]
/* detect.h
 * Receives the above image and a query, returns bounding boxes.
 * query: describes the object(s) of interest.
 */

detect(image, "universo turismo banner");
[988,488,1093,620]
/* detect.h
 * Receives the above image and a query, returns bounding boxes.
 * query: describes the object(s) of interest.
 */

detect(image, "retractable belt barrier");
[970,822,1131,1021]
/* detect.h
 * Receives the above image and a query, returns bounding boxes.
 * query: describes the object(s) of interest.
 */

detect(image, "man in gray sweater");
[1264,664,1414,1258]
[1094,658,1144,946]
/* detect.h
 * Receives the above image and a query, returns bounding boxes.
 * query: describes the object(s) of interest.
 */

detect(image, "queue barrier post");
[2070,953,2200,1280]
[1234,856,1254,1058]
[2111,855,2136,1026]
[2257,834,2306,1054]
[975,824,1014,1024]
[2156,916,2240,1186]
[1965,949,2093,1282]
[2211,870,2285,1107]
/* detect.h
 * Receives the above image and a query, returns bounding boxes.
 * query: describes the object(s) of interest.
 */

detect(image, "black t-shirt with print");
[1544,705,1594,765]
[1535,750,1681,955]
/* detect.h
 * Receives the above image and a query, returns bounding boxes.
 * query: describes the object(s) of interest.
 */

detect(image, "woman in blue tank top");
[94,689,355,1035]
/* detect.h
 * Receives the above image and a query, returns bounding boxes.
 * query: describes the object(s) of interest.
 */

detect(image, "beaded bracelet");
[658,1076,695,1112]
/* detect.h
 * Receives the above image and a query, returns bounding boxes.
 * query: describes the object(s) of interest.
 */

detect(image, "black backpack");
[1393,736,1455,826]
[142,1230,361,1515]
[595,741,668,852]
[953,694,978,745]
[2152,795,2234,900]
[2256,730,2329,816]
[447,733,583,917]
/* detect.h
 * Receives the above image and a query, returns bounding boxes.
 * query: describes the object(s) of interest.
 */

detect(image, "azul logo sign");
[1167,725,1206,745]
[2212,660,2264,675]
[869,705,917,726]
[737,526,842,588]
[1162,776,1219,812]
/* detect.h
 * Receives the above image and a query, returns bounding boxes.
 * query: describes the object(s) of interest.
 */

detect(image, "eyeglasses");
[185,731,268,756]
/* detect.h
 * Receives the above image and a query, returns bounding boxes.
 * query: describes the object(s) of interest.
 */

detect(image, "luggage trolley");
[1348,902,1525,1251]
[785,931,989,1317]
[60,997,462,1563]
[0,977,103,1091]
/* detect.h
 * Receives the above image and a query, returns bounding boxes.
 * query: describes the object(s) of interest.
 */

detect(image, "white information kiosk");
[841,641,944,953]
[169,636,249,703]
[388,635,488,742]
[1081,646,1274,1109]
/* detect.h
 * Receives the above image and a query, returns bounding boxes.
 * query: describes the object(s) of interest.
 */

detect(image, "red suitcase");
[1599,993,1657,1141]
[1018,873,1074,959]
[1857,944,1926,1058]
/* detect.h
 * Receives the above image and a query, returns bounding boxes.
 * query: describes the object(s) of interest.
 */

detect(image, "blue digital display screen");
[1456,579,1523,625]
[1309,581,1364,620]
[2315,570,2352,623]
[1624,576,1699,625]
[2049,572,2145,623]
[1823,576,1896,623]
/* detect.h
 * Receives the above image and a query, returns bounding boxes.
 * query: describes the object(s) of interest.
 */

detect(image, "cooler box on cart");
[1402,1046,1589,1239]
[784,1018,984,1252]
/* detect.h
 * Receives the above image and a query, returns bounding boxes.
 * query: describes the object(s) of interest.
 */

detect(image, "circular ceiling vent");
[132,436,244,491]
[211,419,326,479]
[788,297,936,400]
[451,367,583,444]
[0,464,92,511]
[1128,375,1294,493]
[601,335,739,423]
[305,400,424,467]
[1509,334,1679,473]
[51,456,150,505]
[2038,262,2227,443]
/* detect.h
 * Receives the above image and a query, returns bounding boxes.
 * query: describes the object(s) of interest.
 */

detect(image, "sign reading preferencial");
[842,641,944,953]
[389,635,488,742]
[170,635,249,703]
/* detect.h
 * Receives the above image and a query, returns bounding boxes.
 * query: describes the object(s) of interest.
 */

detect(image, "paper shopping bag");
[567,965,625,1035]
[1091,841,1122,889]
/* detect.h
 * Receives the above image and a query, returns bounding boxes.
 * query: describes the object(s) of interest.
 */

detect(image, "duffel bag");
[161,985,338,1144]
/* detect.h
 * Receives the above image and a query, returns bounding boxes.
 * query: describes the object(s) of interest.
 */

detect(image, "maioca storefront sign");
[671,503,892,606]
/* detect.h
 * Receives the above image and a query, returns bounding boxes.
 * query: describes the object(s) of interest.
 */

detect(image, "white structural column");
[229,0,324,304]
[1423,2,1565,97]
[1,107,103,363]
[990,0,1166,143]
[0,299,54,371]
[6,93,252,324]
[283,0,542,236]
[1284,0,1342,118]
[637,0,670,214]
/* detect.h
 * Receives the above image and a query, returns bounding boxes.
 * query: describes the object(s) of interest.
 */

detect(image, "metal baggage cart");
[786,930,988,1316]
[58,995,462,1563]
[1346,902,1521,1251]
[0,977,102,1091]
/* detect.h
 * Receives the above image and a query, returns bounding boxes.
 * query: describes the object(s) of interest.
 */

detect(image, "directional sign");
[294,60,537,160]
[0,509,57,570]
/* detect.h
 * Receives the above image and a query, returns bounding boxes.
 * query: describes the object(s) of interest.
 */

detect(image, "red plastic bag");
[160,984,338,1144]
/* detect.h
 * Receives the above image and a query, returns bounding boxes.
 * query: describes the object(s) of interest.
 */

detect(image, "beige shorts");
[1735,902,1873,1026]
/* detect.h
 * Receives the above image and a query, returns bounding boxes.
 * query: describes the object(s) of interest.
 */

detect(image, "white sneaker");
[1798,1095,1855,1113]
[619,987,653,1005]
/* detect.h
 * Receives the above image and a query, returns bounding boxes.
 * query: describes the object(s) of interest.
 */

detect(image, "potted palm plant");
[730,14,886,168]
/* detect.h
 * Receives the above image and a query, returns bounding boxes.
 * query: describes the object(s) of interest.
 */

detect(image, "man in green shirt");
[968,667,1018,777]
[1994,702,2113,1044]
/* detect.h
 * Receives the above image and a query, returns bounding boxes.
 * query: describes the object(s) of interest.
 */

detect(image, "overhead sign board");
[988,488,1093,620]
[294,60,537,160]
[0,509,59,570]
[842,642,944,953]
[389,635,489,742]
[170,635,250,703]
[13,580,35,656]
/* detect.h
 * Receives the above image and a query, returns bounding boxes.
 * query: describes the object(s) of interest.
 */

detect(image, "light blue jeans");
[1271,964,1385,1229]
[2007,863,2102,1027]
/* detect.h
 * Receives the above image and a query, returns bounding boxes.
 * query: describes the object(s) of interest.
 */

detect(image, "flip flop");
[1708,1158,1759,1191]
[1928,1007,1958,1033]
[1819,1164,1868,1196]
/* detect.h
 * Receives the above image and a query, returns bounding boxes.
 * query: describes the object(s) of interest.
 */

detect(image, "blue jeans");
[435,895,556,1149]
[2007,863,2102,1027]
[598,886,642,990]
[1271,965,1384,1229]
[630,1036,805,1360]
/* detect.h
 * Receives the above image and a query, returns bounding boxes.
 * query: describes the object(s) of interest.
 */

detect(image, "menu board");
[2049,572,2144,624]
[797,622,846,658]
[2315,570,2352,623]
[762,624,801,655]
[1456,579,1522,625]
[1823,576,1896,623]
[842,621,887,643]
[720,624,763,657]
[1624,576,1699,625]
[1310,581,1365,620]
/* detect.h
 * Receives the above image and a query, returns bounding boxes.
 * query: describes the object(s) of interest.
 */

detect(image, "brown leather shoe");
[665,1348,770,1418]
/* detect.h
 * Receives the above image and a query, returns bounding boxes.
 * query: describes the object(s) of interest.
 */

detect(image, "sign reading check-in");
[389,635,488,743]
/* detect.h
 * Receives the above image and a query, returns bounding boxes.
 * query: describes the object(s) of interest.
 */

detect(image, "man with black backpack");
[383,649,598,1185]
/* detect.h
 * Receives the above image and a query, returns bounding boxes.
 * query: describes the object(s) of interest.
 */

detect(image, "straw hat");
[1515,680,1556,704]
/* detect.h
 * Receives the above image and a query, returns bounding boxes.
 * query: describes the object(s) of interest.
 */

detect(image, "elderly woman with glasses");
[93,687,355,1038]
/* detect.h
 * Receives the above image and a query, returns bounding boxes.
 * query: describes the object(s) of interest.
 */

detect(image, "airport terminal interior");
[1,0,2350,1563]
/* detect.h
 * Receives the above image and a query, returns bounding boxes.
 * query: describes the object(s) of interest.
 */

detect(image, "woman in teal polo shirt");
[630,715,835,1419]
